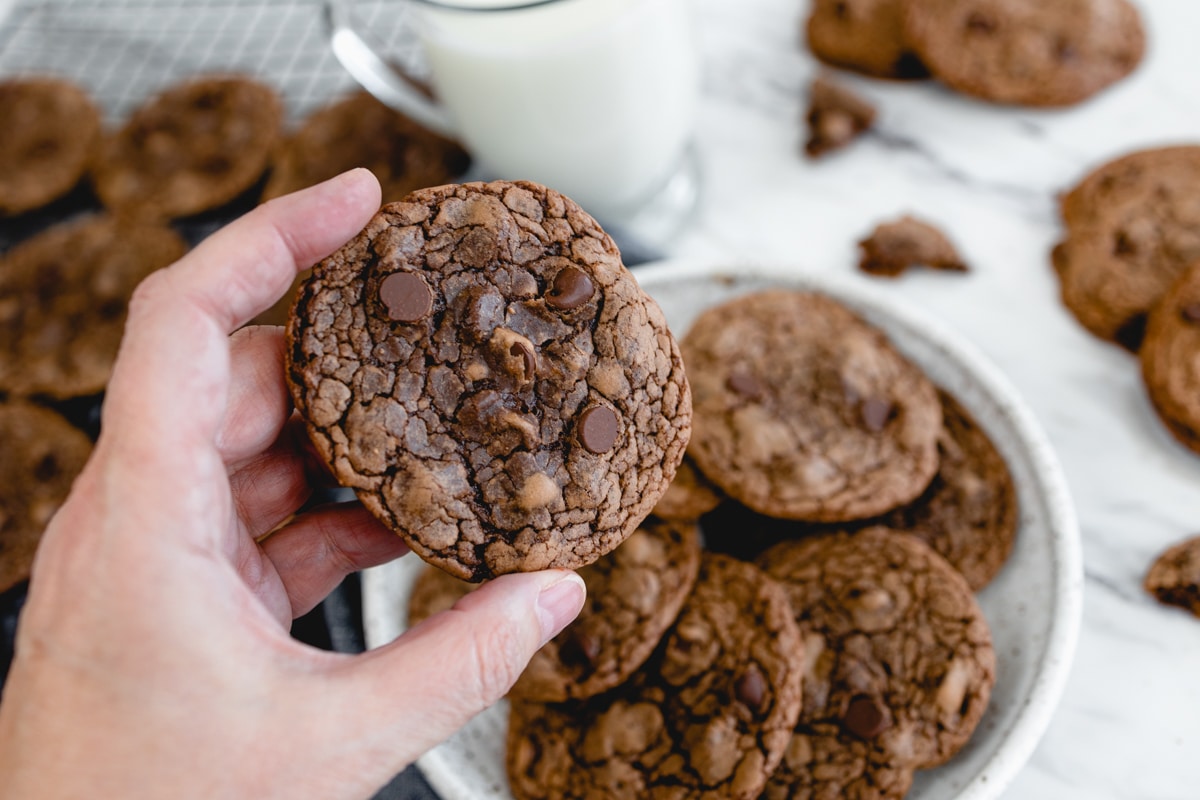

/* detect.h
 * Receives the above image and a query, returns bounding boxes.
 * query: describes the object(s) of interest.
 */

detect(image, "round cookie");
[407,518,702,702]
[757,527,995,778]
[681,289,941,522]
[92,75,282,220]
[1144,534,1200,618]
[1054,146,1200,350]
[0,77,100,215]
[806,0,928,80]
[0,215,187,399]
[903,0,1145,107]
[506,553,804,800]
[286,180,692,581]
[1140,262,1200,455]
[881,389,1018,591]
[0,403,93,593]
[651,454,724,522]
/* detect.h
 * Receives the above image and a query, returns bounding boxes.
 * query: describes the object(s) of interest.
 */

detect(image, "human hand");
[0,169,586,799]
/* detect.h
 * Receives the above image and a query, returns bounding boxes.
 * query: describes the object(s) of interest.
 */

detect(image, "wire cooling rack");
[0,0,424,125]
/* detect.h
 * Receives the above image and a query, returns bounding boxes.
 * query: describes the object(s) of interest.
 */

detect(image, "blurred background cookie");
[1139,261,1200,454]
[805,0,927,80]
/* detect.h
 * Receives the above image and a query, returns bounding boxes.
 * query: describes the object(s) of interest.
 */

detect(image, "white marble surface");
[669,1,1199,798]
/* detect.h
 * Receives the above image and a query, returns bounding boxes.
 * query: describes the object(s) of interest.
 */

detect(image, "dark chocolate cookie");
[764,723,914,800]
[407,517,702,702]
[881,390,1018,590]
[0,77,100,215]
[681,289,941,522]
[804,76,877,159]
[1054,146,1200,350]
[651,454,724,522]
[1140,261,1200,454]
[506,553,804,800]
[858,215,969,278]
[806,0,927,80]
[0,215,187,399]
[903,0,1145,107]
[0,403,93,593]
[1144,535,1200,618]
[758,527,995,784]
[286,180,692,581]
[92,75,282,220]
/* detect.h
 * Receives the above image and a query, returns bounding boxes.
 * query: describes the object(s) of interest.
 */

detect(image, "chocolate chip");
[546,267,594,310]
[726,368,765,400]
[510,340,538,382]
[379,271,433,322]
[842,694,891,739]
[559,629,602,671]
[861,396,893,432]
[965,12,995,33]
[33,453,59,482]
[734,663,767,712]
[1054,37,1078,63]
[578,405,619,454]
[1113,230,1137,256]
[1182,303,1200,323]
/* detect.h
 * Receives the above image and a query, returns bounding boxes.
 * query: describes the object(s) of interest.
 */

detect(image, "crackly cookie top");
[1054,146,1200,350]
[409,517,702,702]
[762,722,914,800]
[1144,534,1200,619]
[0,214,186,399]
[758,527,995,775]
[681,289,941,522]
[903,0,1144,107]
[92,75,282,220]
[1140,261,1200,455]
[286,180,691,581]
[0,77,100,215]
[0,403,93,593]
[506,553,804,800]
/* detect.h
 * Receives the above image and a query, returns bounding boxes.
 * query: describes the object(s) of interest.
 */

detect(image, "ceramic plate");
[363,260,1083,800]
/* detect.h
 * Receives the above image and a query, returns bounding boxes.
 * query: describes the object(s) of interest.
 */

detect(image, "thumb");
[337,569,585,769]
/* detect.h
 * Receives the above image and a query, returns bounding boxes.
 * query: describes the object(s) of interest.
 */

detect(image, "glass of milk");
[327,0,702,244]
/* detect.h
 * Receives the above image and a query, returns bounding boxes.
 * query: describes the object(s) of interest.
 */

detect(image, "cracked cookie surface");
[681,289,941,522]
[506,553,804,800]
[286,180,691,580]
[758,527,994,788]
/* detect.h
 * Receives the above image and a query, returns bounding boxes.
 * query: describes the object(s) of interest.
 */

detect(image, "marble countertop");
[675,1,1199,798]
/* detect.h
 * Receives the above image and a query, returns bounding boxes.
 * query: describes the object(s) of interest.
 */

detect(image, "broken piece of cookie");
[858,215,969,277]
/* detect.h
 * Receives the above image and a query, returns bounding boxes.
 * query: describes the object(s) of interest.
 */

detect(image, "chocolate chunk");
[861,396,894,432]
[379,271,433,322]
[1181,303,1200,324]
[842,694,891,739]
[558,629,602,671]
[546,266,595,310]
[726,368,766,400]
[578,405,619,454]
[735,663,768,712]
[964,12,995,33]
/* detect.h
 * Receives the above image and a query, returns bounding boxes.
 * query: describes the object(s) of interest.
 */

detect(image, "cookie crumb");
[858,215,969,278]
[1145,535,1200,618]
[804,76,876,158]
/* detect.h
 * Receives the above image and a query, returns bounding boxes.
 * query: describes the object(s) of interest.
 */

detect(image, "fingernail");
[535,573,586,647]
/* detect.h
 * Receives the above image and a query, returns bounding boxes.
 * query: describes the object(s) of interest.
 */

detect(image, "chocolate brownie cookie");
[1054,146,1200,350]
[651,454,723,522]
[0,403,93,593]
[903,0,1145,107]
[286,180,691,581]
[1139,261,1200,454]
[881,390,1017,590]
[758,527,995,783]
[0,215,186,398]
[806,0,927,80]
[1144,535,1200,618]
[681,290,941,522]
[92,75,282,220]
[506,553,804,800]
[0,78,100,215]
[408,517,702,702]
[804,76,877,159]
[858,215,969,278]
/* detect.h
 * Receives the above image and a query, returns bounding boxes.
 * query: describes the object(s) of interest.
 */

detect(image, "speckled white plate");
[363,260,1083,800]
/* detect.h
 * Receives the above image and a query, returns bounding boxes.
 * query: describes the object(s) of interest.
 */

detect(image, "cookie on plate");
[1139,261,1200,454]
[758,528,995,793]
[806,0,927,80]
[0,215,186,399]
[681,289,941,522]
[506,553,804,800]
[0,403,93,593]
[764,722,914,800]
[1054,146,1200,350]
[858,215,969,278]
[903,0,1145,107]
[1144,535,1200,618]
[92,75,282,220]
[286,180,692,581]
[0,77,100,215]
